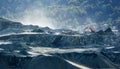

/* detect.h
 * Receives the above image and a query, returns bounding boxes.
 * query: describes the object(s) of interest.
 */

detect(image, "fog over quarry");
[0,0,120,32]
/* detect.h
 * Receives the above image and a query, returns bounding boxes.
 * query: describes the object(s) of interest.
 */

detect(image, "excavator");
[84,26,114,35]
[84,26,96,33]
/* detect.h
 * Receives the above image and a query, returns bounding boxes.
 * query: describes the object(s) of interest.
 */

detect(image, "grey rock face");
[0,18,120,69]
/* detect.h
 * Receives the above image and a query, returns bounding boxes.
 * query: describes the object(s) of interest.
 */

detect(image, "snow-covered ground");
[28,47,99,57]
[65,60,90,69]
[0,41,12,45]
